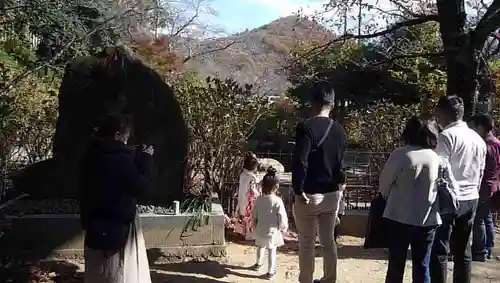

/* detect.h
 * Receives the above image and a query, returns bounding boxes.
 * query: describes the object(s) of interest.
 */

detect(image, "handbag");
[363,193,389,249]
[436,162,460,215]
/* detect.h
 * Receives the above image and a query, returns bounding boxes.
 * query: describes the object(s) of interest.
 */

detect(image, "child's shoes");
[250,263,262,271]
[264,272,275,280]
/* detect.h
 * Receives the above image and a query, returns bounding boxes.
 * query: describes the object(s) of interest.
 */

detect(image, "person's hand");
[141,145,154,155]
[338,183,347,191]
[295,192,310,204]
[336,215,341,224]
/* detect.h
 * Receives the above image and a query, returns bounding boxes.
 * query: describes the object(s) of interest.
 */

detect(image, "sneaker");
[264,272,275,280]
[487,249,493,260]
[250,263,262,271]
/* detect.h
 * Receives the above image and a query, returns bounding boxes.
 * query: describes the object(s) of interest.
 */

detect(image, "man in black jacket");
[292,81,347,283]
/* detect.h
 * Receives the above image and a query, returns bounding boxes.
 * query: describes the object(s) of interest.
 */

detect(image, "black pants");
[386,220,436,283]
[430,199,478,283]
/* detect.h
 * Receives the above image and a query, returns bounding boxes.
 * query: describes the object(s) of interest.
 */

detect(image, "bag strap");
[439,165,446,179]
[317,119,334,148]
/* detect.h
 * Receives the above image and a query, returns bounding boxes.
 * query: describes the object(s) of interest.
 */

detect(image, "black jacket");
[80,139,152,251]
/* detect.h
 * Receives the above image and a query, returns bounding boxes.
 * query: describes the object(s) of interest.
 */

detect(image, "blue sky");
[209,0,327,33]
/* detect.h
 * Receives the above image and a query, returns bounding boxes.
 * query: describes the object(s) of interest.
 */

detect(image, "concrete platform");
[339,210,369,238]
[0,201,226,258]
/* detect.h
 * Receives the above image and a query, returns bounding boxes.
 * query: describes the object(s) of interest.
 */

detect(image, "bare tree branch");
[371,51,445,67]
[300,14,439,58]
[183,40,237,63]
[170,0,201,38]
[473,0,500,48]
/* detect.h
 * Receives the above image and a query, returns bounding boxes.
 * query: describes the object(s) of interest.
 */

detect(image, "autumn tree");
[310,0,500,117]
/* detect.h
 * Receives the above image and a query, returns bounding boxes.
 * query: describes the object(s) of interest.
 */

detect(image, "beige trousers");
[293,191,342,283]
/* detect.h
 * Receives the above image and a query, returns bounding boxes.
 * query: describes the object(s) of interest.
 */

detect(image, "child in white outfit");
[251,167,288,280]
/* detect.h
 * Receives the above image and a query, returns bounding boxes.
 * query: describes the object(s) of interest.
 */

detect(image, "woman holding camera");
[80,115,154,283]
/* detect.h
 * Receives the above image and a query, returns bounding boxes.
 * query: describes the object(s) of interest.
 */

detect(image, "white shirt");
[379,146,442,226]
[436,121,486,201]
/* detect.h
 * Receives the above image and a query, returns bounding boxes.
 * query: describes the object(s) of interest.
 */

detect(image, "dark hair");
[299,79,335,107]
[95,115,132,139]
[401,116,439,149]
[436,95,464,121]
[469,113,494,132]
[243,151,258,171]
[262,167,279,194]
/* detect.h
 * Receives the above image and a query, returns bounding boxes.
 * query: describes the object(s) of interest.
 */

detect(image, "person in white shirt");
[430,95,487,283]
[251,167,288,280]
[379,116,443,283]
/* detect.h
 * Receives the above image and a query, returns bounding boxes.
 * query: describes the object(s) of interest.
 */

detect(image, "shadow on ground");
[151,260,263,280]
[276,240,388,261]
[0,260,83,283]
[226,222,388,261]
[0,259,243,283]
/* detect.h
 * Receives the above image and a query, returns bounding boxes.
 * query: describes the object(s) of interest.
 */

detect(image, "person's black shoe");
[486,249,493,260]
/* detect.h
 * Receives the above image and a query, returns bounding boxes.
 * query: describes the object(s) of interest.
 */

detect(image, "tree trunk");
[444,45,478,118]
[437,0,478,118]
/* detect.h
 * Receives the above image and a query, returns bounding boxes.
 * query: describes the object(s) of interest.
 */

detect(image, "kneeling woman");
[80,115,154,283]
[379,116,443,283]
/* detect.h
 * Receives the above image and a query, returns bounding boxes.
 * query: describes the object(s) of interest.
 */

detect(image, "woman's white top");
[252,194,288,249]
[379,146,442,227]
[237,169,259,216]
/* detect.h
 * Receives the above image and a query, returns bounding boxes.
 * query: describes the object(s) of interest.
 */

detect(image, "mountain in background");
[178,16,334,95]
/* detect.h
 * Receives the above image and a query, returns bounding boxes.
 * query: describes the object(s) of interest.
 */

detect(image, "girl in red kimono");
[237,152,260,240]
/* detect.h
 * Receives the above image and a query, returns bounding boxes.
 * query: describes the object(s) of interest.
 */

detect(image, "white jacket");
[252,194,288,248]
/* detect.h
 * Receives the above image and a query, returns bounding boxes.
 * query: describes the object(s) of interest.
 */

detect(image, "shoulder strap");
[317,119,334,148]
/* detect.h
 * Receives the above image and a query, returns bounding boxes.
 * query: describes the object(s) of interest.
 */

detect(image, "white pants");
[256,247,277,274]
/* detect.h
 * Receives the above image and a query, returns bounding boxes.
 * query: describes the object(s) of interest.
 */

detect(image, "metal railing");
[222,151,391,216]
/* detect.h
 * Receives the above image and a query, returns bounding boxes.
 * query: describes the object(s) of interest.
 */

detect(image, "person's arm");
[480,143,495,197]
[118,152,153,197]
[435,133,452,160]
[338,126,348,184]
[277,198,289,232]
[292,122,312,195]
[442,159,459,194]
[378,149,401,198]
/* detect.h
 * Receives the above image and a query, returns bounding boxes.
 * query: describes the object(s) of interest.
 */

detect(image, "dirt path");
[147,236,499,283]
[9,236,499,282]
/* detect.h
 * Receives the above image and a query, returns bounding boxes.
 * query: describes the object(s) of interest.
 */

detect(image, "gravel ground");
[11,236,499,283]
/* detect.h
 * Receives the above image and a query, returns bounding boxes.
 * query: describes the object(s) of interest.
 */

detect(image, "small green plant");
[179,195,211,238]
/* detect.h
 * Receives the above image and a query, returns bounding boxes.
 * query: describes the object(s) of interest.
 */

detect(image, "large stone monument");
[15,47,188,205]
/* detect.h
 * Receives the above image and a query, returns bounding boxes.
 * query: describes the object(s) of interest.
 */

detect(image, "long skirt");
[84,216,152,283]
